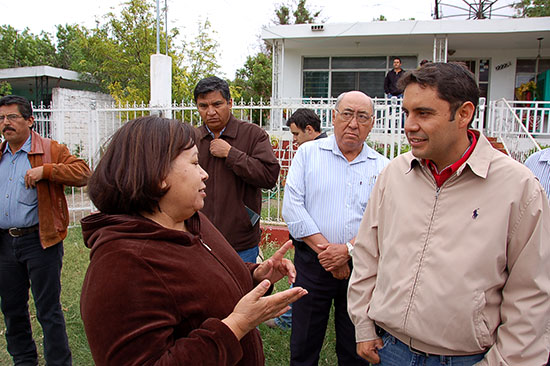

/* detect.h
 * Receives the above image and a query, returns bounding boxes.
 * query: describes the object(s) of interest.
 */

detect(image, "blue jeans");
[237,246,259,263]
[0,231,72,366]
[376,333,485,366]
[274,284,293,330]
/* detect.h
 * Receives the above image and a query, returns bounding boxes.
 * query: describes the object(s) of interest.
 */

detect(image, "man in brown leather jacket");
[0,95,90,366]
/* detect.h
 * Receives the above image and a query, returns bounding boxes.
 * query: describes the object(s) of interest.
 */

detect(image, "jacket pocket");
[473,291,492,348]
[18,177,38,206]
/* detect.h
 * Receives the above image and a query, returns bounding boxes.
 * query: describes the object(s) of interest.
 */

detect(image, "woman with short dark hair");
[80,116,306,366]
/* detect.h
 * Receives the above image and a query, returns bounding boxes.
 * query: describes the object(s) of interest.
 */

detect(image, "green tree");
[0,25,57,68]
[514,0,550,17]
[70,0,181,104]
[55,24,91,71]
[234,0,321,105]
[98,0,159,103]
[173,19,222,103]
[275,5,291,25]
[293,0,321,24]
[374,15,387,21]
[233,52,272,103]
[0,81,12,96]
[274,0,321,25]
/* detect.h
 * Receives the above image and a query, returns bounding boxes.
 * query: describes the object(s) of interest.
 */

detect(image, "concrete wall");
[50,88,114,160]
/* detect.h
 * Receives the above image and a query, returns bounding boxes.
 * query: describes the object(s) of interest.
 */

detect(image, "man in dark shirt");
[194,76,280,263]
[384,57,405,98]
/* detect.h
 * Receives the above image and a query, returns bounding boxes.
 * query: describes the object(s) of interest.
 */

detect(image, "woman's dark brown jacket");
[80,211,264,366]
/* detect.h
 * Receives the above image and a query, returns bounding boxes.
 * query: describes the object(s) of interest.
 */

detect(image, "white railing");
[486,100,550,138]
[486,98,541,162]
[26,97,525,225]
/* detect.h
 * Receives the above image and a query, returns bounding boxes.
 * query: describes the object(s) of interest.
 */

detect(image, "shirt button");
[5,194,8,198]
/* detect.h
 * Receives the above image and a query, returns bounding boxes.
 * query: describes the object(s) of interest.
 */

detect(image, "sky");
[3,0,517,78]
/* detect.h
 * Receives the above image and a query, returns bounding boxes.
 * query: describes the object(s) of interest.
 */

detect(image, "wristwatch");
[346,241,354,257]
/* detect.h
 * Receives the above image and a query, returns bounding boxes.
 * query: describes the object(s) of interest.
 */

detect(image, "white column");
[150,53,172,118]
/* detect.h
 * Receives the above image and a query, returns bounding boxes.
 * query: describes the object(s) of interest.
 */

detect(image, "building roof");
[0,65,81,81]
[0,66,100,104]
[262,17,550,51]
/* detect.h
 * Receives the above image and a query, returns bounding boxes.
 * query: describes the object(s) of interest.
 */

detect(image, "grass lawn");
[0,229,338,365]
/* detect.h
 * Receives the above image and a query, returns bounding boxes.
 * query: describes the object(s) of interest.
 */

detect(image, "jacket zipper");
[199,238,247,296]
[402,169,442,331]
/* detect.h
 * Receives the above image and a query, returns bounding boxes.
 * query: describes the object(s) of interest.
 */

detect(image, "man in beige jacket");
[348,63,550,365]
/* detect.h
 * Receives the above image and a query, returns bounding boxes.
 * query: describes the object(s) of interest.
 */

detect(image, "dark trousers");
[0,231,71,366]
[290,246,368,366]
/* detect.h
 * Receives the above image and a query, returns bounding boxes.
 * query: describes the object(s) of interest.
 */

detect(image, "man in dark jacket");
[384,57,405,98]
[194,77,280,262]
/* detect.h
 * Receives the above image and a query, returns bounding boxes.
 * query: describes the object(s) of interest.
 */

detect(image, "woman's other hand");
[252,240,296,285]
[222,280,307,340]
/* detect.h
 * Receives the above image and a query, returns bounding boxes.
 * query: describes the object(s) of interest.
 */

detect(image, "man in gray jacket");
[348,63,550,365]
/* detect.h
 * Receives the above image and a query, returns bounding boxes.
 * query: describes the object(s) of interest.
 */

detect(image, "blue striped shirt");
[525,148,550,200]
[282,135,389,244]
[0,136,39,229]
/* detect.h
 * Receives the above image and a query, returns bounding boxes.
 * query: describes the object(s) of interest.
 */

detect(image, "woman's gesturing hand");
[222,280,307,340]
[252,240,296,286]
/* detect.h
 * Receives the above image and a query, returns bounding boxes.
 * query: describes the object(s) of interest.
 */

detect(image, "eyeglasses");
[336,110,373,124]
[0,114,24,122]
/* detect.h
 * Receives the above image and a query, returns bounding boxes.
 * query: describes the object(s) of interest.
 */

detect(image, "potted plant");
[515,81,537,101]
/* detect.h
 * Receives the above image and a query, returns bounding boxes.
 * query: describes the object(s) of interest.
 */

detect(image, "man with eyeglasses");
[283,91,388,365]
[0,95,90,365]
[348,63,550,365]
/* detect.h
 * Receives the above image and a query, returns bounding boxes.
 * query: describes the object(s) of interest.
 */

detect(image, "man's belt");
[1,225,39,238]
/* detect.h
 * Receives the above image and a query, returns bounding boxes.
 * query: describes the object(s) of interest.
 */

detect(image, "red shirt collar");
[426,130,477,187]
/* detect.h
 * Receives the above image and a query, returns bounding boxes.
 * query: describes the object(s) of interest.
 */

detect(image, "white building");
[262,17,550,102]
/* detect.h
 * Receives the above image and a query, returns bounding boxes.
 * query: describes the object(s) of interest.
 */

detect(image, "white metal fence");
[486,99,546,162]
[25,96,543,226]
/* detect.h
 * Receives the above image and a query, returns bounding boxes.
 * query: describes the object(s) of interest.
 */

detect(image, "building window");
[303,71,329,98]
[515,58,550,88]
[302,56,417,99]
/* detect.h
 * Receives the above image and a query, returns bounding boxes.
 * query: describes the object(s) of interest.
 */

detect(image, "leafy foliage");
[232,0,322,105]
[0,0,222,105]
[173,19,221,103]
[293,0,321,24]
[273,0,321,25]
[81,0,167,103]
[513,0,550,17]
[0,25,57,68]
[0,81,12,97]
[275,5,291,25]
[233,52,272,103]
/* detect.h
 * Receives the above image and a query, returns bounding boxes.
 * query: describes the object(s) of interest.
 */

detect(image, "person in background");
[525,147,550,199]
[194,76,280,263]
[286,108,327,147]
[384,57,405,98]
[265,108,328,331]
[348,62,550,365]
[283,91,389,366]
[0,95,91,366]
[80,116,307,366]
[525,147,550,366]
